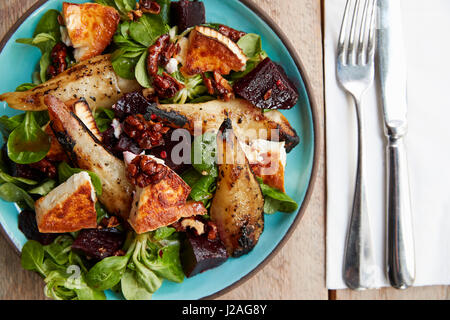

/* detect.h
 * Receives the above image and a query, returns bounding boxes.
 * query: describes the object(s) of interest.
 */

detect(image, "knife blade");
[377,0,415,289]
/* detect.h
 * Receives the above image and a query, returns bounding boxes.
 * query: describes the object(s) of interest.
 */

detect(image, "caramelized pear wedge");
[210,119,264,257]
[0,54,141,112]
[45,95,134,220]
[147,98,299,152]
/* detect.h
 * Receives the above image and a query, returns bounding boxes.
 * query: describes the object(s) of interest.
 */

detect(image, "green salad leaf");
[15,83,38,92]
[86,255,130,291]
[16,9,61,83]
[135,51,151,88]
[164,72,207,104]
[156,0,171,25]
[22,236,105,300]
[94,108,115,132]
[28,179,57,196]
[230,34,268,80]
[130,14,170,47]
[21,240,47,277]
[0,182,35,209]
[257,177,298,214]
[237,33,262,58]
[58,162,103,196]
[120,268,154,300]
[191,131,218,177]
[7,111,51,165]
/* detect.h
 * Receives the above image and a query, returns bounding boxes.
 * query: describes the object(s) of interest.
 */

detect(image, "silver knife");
[377,0,415,289]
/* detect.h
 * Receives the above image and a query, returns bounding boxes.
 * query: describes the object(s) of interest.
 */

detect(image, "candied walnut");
[127,155,168,188]
[123,114,169,149]
[181,217,205,236]
[147,34,180,75]
[207,221,219,241]
[139,0,161,14]
[127,9,143,21]
[47,42,68,78]
[160,42,180,66]
[29,158,57,179]
[147,34,170,76]
[153,72,185,99]
[99,216,121,229]
[218,25,246,43]
[202,72,234,101]
[213,72,234,101]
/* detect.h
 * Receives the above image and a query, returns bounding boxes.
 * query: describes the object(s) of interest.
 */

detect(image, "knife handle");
[386,129,415,289]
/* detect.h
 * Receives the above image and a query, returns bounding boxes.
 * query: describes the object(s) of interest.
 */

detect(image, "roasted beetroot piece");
[233,57,299,110]
[149,130,192,174]
[101,128,143,159]
[72,228,125,260]
[112,92,157,121]
[18,210,59,245]
[181,230,228,277]
[170,0,205,32]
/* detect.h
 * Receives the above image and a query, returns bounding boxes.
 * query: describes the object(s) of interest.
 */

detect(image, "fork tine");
[348,0,362,65]
[367,0,377,62]
[338,0,353,64]
[357,0,370,64]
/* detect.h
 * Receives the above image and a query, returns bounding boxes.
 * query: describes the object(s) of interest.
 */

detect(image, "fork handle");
[343,98,377,290]
[385,129,415,289]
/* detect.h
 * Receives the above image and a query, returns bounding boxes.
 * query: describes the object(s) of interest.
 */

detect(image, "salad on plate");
[0,0,301,300]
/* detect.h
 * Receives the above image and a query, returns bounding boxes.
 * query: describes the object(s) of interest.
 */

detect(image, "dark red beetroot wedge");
[233,57,299,110]
[72,228,125,260]
[181,230,228,277]
[170,0,205,32]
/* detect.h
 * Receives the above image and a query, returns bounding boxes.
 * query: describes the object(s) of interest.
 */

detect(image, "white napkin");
[325,0,450,289]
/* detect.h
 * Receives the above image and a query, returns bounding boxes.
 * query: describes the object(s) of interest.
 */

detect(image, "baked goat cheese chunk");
[126,155,207,234]
[35,172,97,233]
[63,2,120,62]
[181,26,248,76]
[240,139,287,192]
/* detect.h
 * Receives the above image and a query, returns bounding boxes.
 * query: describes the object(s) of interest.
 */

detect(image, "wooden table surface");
[0,0,448,300]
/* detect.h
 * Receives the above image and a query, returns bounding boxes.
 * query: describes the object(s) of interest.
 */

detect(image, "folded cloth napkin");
[325,0,450,289]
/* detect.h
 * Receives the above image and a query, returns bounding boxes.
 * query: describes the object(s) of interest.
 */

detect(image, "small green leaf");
[15,83,37,92]
[135,51,151,88]
[0,183,35,209]
[28,179,57,196]
[86,255,130,291]
[21,240,46,276]
[121,269,153,300]
[39,51,51,83]
[257,178,298,214]
[191,131,218,177]
[237,33,262,58]
[7,111,50,165]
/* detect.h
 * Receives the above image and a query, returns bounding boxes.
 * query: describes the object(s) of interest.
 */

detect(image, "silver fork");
[337,0,378,290]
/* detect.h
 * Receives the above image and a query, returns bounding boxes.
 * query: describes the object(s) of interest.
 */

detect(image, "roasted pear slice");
[210,119,264,257]
[45,95,134,220]
[145,98,299,152]
[0,54,141,111]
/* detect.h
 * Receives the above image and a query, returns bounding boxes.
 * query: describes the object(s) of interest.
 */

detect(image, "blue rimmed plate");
[0,0,319,299]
